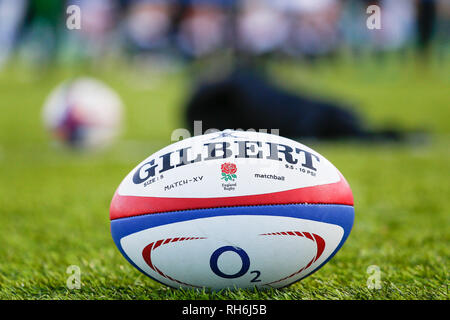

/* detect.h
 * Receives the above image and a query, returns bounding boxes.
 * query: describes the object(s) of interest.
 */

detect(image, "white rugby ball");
[110,130,354,290]
[42,77,123,149]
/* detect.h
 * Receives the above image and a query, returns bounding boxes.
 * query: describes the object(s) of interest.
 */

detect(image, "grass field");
[0,54,448,300]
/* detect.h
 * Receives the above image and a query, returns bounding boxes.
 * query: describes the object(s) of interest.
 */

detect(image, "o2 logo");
[209,246,261,283]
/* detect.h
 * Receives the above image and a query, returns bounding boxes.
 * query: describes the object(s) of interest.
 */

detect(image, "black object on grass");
[184,67,405,142]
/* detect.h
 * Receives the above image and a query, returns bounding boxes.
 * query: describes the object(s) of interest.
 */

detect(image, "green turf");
[0,53,448,300]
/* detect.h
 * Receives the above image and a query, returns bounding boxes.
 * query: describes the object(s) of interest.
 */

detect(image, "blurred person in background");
[0,0,27,69]
[17,0,64,67]
[341,0,420,57]
[370,0,416,53]
[277,0,342,59]
[60,0,121,64]
[415,0,439,60]
[435,0,450,58]
[175,0,231,60]
[122,0,175,57]
[339,0,372,55]
[235,0,289,58]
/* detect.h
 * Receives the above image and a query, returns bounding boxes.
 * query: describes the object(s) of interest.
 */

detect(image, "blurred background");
[0,0,449,143]
[0,0,448,299]
[1,0,449,67]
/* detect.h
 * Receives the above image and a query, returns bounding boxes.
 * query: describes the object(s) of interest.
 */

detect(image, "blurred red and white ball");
[42,77,123,149]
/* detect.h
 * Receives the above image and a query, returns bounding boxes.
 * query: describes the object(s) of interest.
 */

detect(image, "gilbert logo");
[221,163,237,182]
[132,140,319,185]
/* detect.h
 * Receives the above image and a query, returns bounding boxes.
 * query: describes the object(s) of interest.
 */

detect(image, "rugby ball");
[42,77,123,150]
[110,130,354,290]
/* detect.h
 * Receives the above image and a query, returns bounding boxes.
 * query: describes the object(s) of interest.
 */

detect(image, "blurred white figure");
[237,0,289,55]
[72,0,117,36]
[0,0,27,69]
[124,0,173,52]
[65,0,120,60]
[177,1,228,58]
[277,0,336,13]
[372,0,416,51]
[276,0,342,57]
[42,77,124,150]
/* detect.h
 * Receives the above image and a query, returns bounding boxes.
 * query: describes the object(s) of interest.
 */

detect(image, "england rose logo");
[221,162,237,182]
